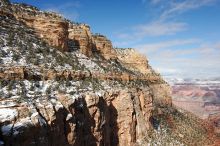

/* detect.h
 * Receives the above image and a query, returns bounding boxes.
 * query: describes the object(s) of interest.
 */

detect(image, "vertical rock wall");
[92,34,117,60]
[0,89,154,146]
[68,23,93,56]
[11,4,69,51]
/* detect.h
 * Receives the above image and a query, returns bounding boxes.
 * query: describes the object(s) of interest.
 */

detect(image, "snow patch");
[55,102,63,111]
[0,108,18,122]
[66,114,72,121]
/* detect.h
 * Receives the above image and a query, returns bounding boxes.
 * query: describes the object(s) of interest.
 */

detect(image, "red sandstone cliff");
[0,0,215,146]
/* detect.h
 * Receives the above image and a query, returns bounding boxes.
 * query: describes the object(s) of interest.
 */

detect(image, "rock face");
[1,1,118,58]
[115,48,151,74]
[0,2,171,143]
[115,48,172,107]
[68,23,93,56]
[0,88,153,146]
[5,2,118,58]
[11,4,69,51]
[68,26,118,59]
[2,1,216,146]
[93,34,117,60]
[150,84,172,106]
[0,66,164,83]
[0,2,69,52]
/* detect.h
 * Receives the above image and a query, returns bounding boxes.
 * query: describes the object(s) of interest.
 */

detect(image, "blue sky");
[11,0,220,79]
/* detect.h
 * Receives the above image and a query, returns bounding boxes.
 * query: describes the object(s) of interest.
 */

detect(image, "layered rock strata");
[115,48,151,74]
[0,0,122,59]
[0,66,163,83]
[68,23,93,56]
[0,1,175,146]
[11,4,69,51]
[0,87,153,146]
[92,34,117,60]
[115,48,172,106]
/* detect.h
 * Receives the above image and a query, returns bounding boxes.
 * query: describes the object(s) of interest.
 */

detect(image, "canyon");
[166,77,220,138]
[0,0,219,145]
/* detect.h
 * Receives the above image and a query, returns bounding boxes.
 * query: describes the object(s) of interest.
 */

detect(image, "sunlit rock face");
[68,23,93,56]
[10,3,69,51]
[93,34,117,60]
[0,1,172,144]
[115,48,151,74]
[2,0,217,146]
[0,1,70,52]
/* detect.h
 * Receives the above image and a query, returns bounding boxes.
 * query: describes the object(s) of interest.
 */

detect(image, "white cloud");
[159,0,216,21]
[116,0,216,40]
[135,39,198,53]
[134,21,187,37]
[126,0,219,78]
[115,21,188,44]
[136,40,220,78]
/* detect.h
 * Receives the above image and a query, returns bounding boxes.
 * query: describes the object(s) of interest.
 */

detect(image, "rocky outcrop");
[0,66,163,83]
[11,4,69,51]
[68,23,93,56]
[0,1,176,146]
[68,26,118,59]
[2,0,216,145]
[0,88,153,146]
[115,48,172,106]
[93,34,117,60]
[0,1,119,58]
[0,66,25,80]
[0,65,167,146]
[115,48,151,75]
[149,84,172,107]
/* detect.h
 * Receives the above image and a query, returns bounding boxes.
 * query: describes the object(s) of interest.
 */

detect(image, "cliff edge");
[0,0,217,146]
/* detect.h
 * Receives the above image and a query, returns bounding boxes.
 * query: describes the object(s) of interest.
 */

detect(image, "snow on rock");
[0,101,17,108]
[55,64,72,70]
[66,113,72,121]
[0,108,18,122]
[75,52,104,72]
[95,91,105,97]
[55,101,64,111]
[30,112,47,126]
[30,112,39,125]
[30,112,38,120]
[50,98,57,104]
